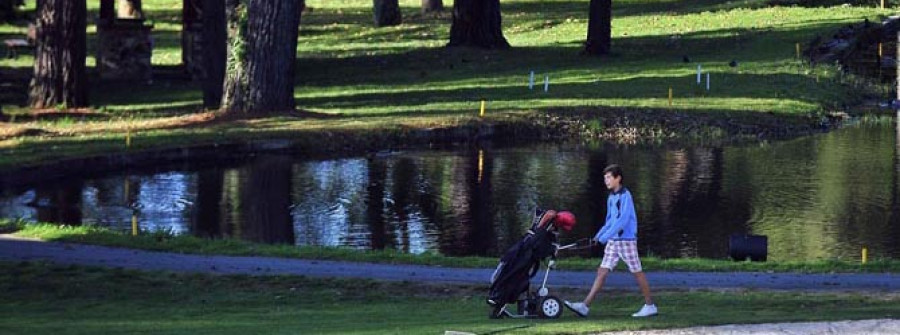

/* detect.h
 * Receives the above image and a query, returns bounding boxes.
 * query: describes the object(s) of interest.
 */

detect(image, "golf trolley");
[486,209,578,319]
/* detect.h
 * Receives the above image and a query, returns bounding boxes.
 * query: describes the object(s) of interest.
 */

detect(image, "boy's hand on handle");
[592,231,602,245]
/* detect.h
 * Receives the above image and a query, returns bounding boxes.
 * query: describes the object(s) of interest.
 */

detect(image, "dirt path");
[3,234,900,292]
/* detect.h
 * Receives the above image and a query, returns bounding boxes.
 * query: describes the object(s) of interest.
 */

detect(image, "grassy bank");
[5,220,899,273]
[1,0,893,168]
[0,261,897,335]
[0,111,520,170]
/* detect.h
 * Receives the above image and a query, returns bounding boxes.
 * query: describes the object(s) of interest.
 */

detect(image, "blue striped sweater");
[594,187,637,243]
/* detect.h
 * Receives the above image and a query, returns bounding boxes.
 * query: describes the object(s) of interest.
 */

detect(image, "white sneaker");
[564,301,589,317]
[632,304,658,317]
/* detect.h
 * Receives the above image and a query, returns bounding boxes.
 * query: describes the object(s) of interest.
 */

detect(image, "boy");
[564,164,657,318]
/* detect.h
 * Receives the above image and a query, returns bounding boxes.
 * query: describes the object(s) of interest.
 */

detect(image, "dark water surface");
[2,120,899,261]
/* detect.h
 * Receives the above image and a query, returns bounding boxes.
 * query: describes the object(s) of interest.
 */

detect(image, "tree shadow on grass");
[289,20,858,117]
[296,17,858,84]
[0,64,29,107]
[14,18,845,117]
[500,0,777,22]
[295,71,832,117]
[2,5,868,119]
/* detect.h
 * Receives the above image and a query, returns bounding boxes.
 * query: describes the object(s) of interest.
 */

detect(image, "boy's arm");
[592,198,613,242]
[595,193,634,243]
[592,200,613,242]
[593,222,610,242]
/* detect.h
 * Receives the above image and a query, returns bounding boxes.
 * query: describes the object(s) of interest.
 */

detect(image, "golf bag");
[487,209,562,318]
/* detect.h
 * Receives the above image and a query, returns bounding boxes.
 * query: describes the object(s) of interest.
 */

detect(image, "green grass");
[289,0,887,117]
[0,261,898,335]
[5,220,899,273]
[0,110,519,169]
[1,1,892,126]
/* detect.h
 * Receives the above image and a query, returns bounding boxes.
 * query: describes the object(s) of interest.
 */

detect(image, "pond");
[2,119,899,262]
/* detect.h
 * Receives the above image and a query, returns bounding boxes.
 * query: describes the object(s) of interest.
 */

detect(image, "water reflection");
[1,122,899,261]
[893,112,900,252]
[34,181,83,225]
[238,156,295,244]
[193,168,224,238]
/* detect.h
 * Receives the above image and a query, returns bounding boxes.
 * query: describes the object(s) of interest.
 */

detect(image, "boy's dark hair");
[603,164,623,180]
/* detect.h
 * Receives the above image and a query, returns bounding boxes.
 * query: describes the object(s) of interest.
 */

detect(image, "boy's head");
[603,164,623,191]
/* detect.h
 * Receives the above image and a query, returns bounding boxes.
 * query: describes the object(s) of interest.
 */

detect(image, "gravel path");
[3,234,900,292]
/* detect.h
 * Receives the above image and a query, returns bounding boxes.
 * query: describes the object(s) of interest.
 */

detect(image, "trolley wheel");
[538,296,562,319]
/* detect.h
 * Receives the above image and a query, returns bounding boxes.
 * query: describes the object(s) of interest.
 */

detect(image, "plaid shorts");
[600,240,643,273]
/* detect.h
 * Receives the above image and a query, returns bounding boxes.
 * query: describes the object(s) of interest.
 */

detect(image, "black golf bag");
[486,209,562,319]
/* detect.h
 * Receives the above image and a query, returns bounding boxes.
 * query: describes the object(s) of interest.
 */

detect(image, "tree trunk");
[222,0,302,114]
[447,0,509,49]
[373,0,401,27]
[202,0,226,108]
[584,0,611,55]
[117,0,143,19]
[99,0,115,22]
[29,0,88,109]
[182,0,199,68]
[422,0,443,13]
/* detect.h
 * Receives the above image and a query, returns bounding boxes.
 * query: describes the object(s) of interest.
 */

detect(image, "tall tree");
[202,0,227,108]
[421,0,443,14]
[29,0,88,109]
[182,0,199,68]
[447,0,509,49]
[222,0,302,114]
[373,0,401,27]
[117,0,143,19]
[584,0,612,55]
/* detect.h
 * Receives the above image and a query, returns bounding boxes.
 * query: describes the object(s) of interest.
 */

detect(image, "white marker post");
[529,71,535,90]
[697,64,702,84]
[544,74,549,92]
[706,72,710,91]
